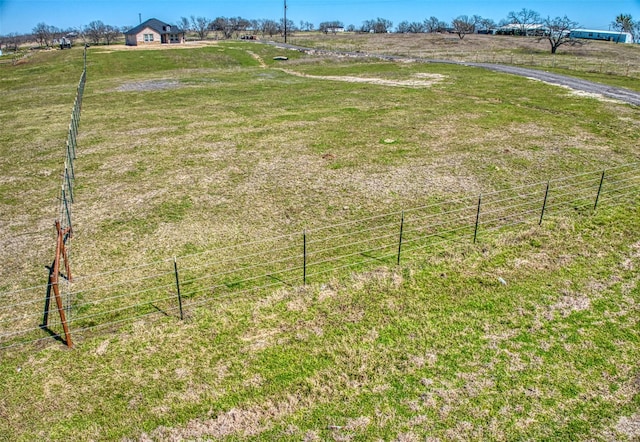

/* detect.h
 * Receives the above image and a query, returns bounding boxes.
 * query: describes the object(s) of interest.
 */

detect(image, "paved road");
[268,41,640,106]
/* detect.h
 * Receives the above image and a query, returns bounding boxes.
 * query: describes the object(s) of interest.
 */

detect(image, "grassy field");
[287,32,640,90]
[0,37,639,439]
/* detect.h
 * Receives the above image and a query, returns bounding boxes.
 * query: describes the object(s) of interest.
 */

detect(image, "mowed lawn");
[0,39,639,440]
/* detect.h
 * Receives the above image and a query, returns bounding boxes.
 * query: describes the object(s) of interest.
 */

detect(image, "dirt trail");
[246,50,267,68]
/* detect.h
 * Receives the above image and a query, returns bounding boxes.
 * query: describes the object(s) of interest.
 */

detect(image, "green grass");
[0,205,638,440]
[0,39,639,440]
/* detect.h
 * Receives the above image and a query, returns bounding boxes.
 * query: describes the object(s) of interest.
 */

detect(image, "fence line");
[0,162,638,350]
[38,47,87,348]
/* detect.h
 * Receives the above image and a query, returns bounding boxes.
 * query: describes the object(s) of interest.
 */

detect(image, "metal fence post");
[539,181,550,225]
[66,142,75,180]
[594,170,606,210]
[303,229,307,286]
[173,257,184,320]
[64,163,74,203]
[473,194,482,244]
[397,211,404,265]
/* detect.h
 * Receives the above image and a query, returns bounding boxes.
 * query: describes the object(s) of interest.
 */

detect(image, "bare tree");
[506,8,541,36]
[280,18,296,35]
[362,18,392,33]
[231,17,251,38]
[299,21,314,32]
[451,15,475,39]
[257,19,279,38]
[179,17,191,36]
[540,15,579,53]
[85,20,106,45]
[396,21,425,33]
[33,22,53,47]
[211,16,252,39]
[478,18,497,33]
[424,16,447,33]
[7,33,24,51]
[191,15,210,40]
[103,25,120,45]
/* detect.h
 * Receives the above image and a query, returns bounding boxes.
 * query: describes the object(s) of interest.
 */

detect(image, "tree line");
[1,10,637,54]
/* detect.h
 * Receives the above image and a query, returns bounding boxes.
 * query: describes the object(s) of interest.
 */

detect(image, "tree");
[191,15,210,40]
[612,14,635,42]
[279,18,297,35]
[103,25,120,45]
[299,21,314,32]
[478,18,497,33]
[319,21,344,34]
[424,16,447,33]
[33,22,56,47]
[396,21,425,33]
[451,15,475,39]
[85,20,106,45]
[258,19,279,37]
[179,17,191,34]
[362,18,392,33]
[541,15,580,53]
[506,8,541,36]
[8,33,25,51]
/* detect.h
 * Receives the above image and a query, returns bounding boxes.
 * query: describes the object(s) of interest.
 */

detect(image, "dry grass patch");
[280,68,445,88]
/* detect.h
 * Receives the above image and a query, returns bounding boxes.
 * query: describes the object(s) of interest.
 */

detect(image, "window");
[143,33,154,42]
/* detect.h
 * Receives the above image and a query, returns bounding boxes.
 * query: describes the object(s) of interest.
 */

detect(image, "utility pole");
[139,13,142,24]
[284,0,288,43]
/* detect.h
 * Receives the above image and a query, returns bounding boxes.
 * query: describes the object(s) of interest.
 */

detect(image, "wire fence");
[32,47,87,348]
[58,48,87,237]
[1,162,638,350]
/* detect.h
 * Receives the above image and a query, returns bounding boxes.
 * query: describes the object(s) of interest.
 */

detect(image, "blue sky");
[1,0,638,35]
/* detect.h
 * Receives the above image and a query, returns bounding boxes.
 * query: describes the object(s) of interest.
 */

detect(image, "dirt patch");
[92,41,218,52]
[280,69,445,88]
[524,77,620,103]
[115,80,182,92]
[546,291,591,319]
[144,395,301,439]
[247,50,267,68]
[615,413,640,439]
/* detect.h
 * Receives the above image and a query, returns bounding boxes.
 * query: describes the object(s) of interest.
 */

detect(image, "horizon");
[1,0,638,36]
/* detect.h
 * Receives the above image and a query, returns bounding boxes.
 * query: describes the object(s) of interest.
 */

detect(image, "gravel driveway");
[465,63,640,106]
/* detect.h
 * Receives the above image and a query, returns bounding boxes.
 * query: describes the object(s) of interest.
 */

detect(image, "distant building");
[495,23,549,36]
[124,18,184,46]
[569,29,633,43]
[326,26,345,33]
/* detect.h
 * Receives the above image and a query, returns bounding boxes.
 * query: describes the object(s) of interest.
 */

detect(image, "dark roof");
[124,18,182,35]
